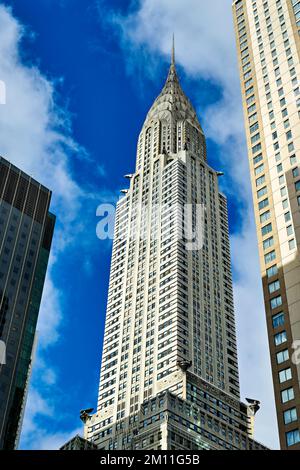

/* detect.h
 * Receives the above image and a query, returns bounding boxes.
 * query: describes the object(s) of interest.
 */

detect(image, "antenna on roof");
[171,33,175,66]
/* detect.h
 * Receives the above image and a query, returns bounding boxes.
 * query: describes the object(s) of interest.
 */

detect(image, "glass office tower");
[0,156,55,449]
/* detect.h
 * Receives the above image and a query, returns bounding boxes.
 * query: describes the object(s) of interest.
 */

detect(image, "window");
[260,211,270,223]
[259,198,269,210]
[284,408,297,425]
[281,387,294,404]
[249,112,257,123]
[246,94,255,106]
[277,349,289,364]
[272,312,284,328]
[281,187,287,197]
[251,133,260,145]
[289,239,296,250]
[255,164,264,175]
[250,122,259,134]
[263,237,274,250]
[257,186,267,198]
[271,295,282,310]
[252,143,262,154]
[295,181,300,192]
[284,212,291,222]
[287,225,293,236]
[265,251,276,264]
[253,154,263,165]
[267,265,278,278]
[286,430,300,447]
[275,331,287,346]
[269,280,280,294]
[279,367,292,383]
[256,175,266,186]
[280,98,286,107]
[292,167,299,178]
[262,223,272,236]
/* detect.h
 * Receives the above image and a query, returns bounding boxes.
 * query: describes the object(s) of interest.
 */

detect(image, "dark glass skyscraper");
[0,156,55,449]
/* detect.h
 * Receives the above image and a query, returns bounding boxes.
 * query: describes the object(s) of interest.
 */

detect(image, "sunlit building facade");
[79,47,268,450]
[233,0,300,450]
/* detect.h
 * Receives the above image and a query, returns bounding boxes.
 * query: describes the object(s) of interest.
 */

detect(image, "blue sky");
[0,0,279,449]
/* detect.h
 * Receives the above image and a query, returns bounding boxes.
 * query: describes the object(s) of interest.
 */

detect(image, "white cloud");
[21,386,82,450]
[110,0,243,140]
[0,3,84,348]
[108,0,251,201]
[97,163,107,178]
[21,388,54,436]
[0,4,89,448]
[34,427,83,451]
[0,7,84,215]
[106,0,279,449]
[37,271,62,349]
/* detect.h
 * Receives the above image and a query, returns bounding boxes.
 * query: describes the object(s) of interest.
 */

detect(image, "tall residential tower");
[0,156,55,449]
[233,0,300,450]
[75,47,267,451]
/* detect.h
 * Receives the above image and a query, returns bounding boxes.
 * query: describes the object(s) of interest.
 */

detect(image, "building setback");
[67,46,268,451]
[0,156,55,449]
[233,0,300,450]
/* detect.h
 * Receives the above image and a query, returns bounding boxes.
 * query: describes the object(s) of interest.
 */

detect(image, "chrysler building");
[63,43,268,451]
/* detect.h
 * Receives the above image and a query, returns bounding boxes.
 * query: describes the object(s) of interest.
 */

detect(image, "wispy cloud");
[0,1,84,343]
[106,0,243,137]
[101,0,279,449]
[0,3,92,448]
[21,386,82,450]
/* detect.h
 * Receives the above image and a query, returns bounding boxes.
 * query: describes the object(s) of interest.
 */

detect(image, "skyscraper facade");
[79,48,268,451]
[0,156,55,449]
[233,0,300,450]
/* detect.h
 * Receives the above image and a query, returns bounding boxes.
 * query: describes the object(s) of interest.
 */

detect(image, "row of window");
[237,0,300,449]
